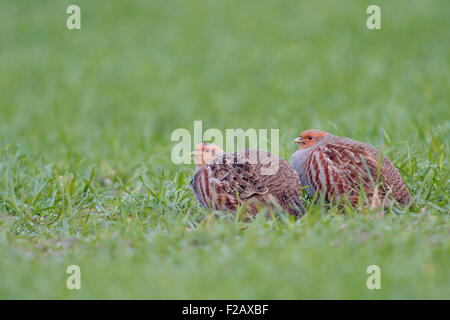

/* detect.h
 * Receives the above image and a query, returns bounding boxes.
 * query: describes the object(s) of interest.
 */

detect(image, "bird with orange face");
[291,129,411,208]
[190,142,305,216]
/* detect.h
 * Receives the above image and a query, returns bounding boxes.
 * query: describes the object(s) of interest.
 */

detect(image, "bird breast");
[291,148,314,196]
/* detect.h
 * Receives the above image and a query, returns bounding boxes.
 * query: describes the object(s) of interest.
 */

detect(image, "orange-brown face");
[192,143,223,167]
[293,129,328,149]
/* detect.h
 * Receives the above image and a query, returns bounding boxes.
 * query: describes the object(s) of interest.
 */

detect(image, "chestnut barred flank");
[292,130,411,208]
[190,144,305,217]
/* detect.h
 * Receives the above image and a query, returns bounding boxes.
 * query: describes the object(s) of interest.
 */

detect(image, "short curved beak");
[293,137,302,144]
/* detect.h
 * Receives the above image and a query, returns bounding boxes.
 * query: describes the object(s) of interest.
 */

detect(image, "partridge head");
[191,142,223,167]
[293,129,328,149]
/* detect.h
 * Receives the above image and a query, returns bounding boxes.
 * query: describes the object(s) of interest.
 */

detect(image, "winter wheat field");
[0,1,449,299]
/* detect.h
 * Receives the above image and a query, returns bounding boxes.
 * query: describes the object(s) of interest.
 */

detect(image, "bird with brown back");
[291,129,411,209]
[190,142,305,217]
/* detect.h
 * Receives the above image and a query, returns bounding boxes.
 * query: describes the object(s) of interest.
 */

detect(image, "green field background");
[0,0,448,299]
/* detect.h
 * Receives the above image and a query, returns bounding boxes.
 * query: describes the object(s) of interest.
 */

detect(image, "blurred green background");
[0,0,448,299]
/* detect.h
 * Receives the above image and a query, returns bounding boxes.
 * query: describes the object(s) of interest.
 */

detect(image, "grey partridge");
[291,129,411,208]
[190,143,305,216]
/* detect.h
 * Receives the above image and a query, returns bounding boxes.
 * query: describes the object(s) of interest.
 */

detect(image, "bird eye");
[308,136,313,140]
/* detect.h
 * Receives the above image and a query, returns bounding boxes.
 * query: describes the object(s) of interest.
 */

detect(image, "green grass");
[0,0,449,299]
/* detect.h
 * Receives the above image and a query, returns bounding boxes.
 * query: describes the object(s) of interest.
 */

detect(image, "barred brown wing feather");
[191,149,305,216]
[209,152,268,199]
[307,143,382,203]
[379,157,412,205]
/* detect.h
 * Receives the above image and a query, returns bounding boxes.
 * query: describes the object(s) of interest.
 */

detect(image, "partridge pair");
[190,130,411,216]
